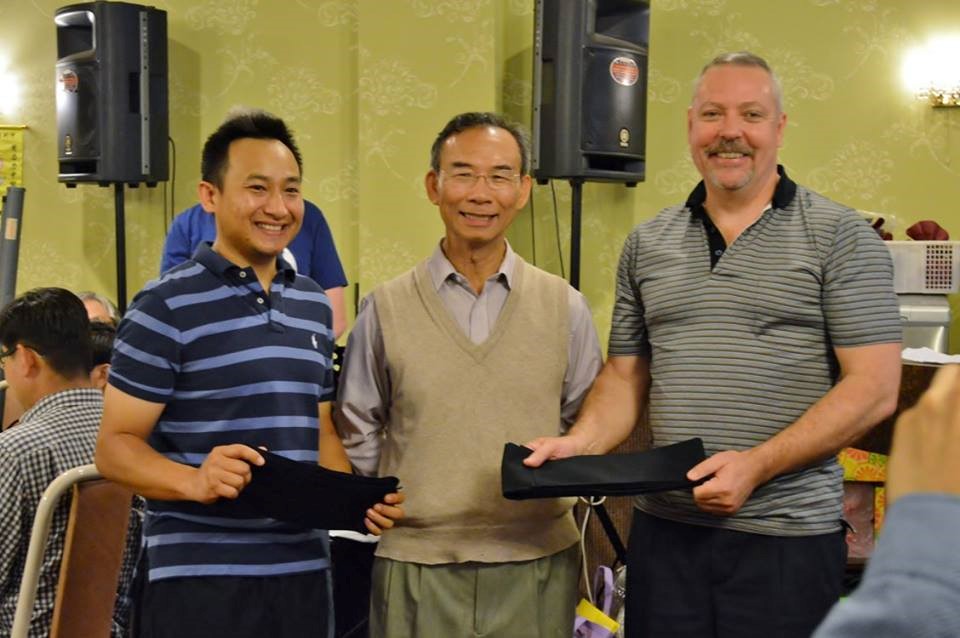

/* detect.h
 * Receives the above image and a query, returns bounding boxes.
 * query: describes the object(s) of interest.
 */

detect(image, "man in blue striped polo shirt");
[95,110,402,638]
[525,52,902,638]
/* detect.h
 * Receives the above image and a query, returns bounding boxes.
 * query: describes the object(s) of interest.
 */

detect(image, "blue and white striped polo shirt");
[109,243,335,581]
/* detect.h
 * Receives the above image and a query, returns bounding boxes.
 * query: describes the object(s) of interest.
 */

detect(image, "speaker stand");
[113,184,128,315]
[569,178,584,291]
[0,186,26,426]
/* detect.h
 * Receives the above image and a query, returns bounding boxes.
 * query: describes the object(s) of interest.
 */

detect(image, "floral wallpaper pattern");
[4,0,960,346]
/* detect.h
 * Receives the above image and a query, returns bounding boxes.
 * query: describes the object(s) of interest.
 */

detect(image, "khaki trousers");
[370,543,580,638]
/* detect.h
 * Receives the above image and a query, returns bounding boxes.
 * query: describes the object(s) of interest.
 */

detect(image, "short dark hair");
[201,108,303,188]
[0,287,92,378]
[430,112,531,175]
[90,320,116,367]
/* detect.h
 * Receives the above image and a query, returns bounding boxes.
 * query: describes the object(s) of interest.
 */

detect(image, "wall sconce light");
[0,54,24,117]
[902,35,960,108]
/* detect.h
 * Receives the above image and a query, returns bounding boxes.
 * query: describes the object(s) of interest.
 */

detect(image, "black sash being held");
[500,438,706,500]
[226,451,400,533]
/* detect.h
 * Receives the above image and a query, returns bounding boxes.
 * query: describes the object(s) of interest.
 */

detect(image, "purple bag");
[574,566,619,638]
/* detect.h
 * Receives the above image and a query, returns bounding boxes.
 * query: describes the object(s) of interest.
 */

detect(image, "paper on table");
[901,347,960,364]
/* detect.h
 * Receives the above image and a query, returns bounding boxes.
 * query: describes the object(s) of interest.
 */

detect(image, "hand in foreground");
[365,491,405,535]
[887,365,960,505]
[522,434,589,468]
[187,444,265,504]
[687,449,765,516]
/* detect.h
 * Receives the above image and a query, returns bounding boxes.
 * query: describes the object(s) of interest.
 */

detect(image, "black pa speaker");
[533,0,650,185]
[55,1,168,185]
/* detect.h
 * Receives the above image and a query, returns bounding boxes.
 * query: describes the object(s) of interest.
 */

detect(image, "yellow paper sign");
[0,125,26,199]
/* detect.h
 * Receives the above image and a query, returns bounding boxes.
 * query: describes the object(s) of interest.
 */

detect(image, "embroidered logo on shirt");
[311,334,319,349]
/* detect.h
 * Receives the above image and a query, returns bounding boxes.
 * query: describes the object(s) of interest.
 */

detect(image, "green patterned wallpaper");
[3,0,960,348]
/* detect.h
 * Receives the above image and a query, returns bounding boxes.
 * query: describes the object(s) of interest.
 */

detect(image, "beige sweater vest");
[373,257,579,564]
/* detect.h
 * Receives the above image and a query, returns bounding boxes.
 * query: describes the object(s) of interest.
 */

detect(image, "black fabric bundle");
[501,438,706,500]
[228,451,400,532]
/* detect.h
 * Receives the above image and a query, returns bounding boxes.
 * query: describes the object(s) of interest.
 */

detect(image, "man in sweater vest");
[335,112,602,637]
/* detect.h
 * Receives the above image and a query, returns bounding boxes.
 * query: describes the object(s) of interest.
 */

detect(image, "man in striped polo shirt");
[95,110,402,638]
[525,52,902,637]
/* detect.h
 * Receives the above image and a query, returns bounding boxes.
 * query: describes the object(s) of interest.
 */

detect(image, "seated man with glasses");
[0,287,103,636]
[335,112,602,637]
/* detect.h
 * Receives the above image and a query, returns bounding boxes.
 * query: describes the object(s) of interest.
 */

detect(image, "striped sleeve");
[608,228,650,358]
[823,212,902,347]
[108,290,180,404]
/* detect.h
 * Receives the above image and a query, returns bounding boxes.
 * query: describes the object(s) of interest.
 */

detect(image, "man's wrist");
[566,426,599,455]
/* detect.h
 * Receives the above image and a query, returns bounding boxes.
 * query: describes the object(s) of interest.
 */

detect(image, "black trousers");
[330,537,377,638]
[625,509,846,638]
[136,571,332,638]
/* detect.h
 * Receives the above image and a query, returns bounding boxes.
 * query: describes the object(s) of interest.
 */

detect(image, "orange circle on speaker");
[610,57,639,86]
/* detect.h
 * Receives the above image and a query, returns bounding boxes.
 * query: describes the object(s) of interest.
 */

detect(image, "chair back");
[11,465,133,638]
[51,477,133,637]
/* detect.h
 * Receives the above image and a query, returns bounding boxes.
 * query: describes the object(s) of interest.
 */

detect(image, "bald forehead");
[692,63,783,113]
[690,62,783,112]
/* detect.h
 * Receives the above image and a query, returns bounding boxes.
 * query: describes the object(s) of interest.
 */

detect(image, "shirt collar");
[192,242,297,284]
[19,388,103,424]
[686,164,797,219]
[426,240,516,291]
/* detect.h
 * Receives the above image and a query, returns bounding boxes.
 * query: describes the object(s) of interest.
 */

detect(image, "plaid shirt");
[112,497,144,637]
[0,388,103,637]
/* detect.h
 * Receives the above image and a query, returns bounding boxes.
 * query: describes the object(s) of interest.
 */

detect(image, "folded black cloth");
[228,451,400,532]
[501,438,706,500]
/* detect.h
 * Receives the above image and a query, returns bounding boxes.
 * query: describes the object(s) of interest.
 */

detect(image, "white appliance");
[886,241,959,353]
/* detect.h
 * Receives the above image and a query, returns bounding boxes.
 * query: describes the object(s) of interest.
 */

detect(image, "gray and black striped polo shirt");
[609,166,901,536]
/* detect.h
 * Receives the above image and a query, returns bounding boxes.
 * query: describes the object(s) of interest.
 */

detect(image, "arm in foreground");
[95,384,264,503]
[319,401,352,473]
[688,341,901,515]
[523,355,650,466]
[323,392,404,535]
[325,286,347,340]
[813,365,960,638]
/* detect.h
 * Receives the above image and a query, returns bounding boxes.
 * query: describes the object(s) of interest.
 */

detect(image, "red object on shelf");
[906,220,949,241]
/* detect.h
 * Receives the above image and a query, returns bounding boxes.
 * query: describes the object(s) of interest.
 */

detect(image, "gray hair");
[76,291,119,324]
[692,51,784,113]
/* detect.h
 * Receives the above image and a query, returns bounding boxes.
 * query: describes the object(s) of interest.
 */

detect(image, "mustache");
[706,141,753,156]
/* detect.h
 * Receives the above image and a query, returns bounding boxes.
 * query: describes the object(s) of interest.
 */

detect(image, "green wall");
[4,0,960,349]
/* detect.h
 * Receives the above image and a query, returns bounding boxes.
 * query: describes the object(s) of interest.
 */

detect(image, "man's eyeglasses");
[0,343,43,366]
[440,170,521,191]
[0,345,15,366]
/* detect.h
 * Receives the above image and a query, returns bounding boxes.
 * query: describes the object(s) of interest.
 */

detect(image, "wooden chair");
[11,464,134,638]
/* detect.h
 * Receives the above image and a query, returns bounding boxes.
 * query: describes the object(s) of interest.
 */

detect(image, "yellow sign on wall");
[0,125,26,199]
